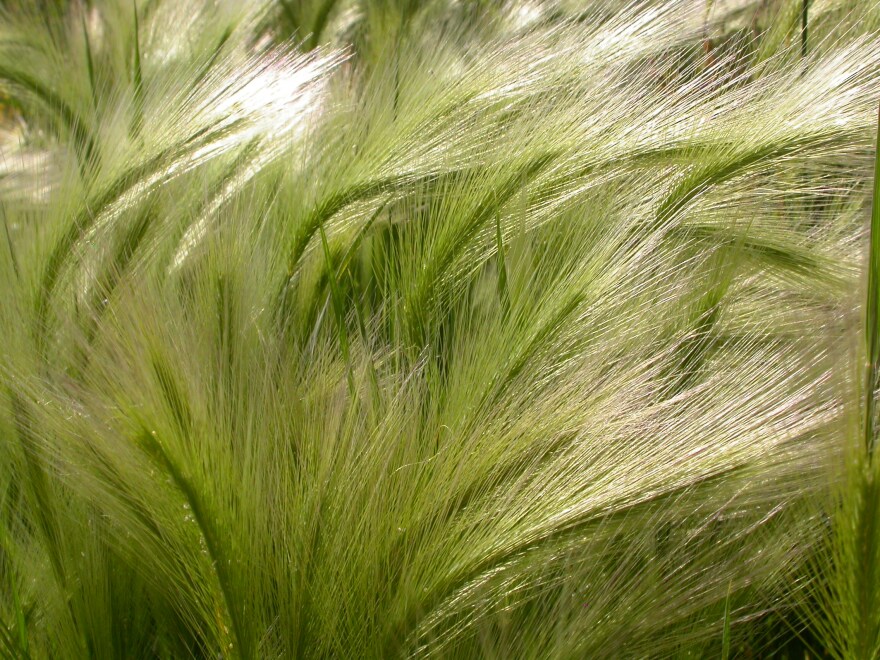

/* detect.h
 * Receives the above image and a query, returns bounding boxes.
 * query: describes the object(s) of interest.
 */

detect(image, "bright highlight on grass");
[1,0,880,657]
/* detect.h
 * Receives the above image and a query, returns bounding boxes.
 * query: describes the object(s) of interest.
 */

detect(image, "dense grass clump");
[2,0,880,656]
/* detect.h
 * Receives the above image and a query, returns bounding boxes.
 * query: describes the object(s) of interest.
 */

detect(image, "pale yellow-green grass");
[0,0,879,657]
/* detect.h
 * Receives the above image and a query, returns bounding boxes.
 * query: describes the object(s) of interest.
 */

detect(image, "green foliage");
[0,0,878,657]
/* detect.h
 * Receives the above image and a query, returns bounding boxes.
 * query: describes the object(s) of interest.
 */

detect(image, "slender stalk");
[494,212,510,317]
[801,0,809,60]
[130,0,144,138]
[82,16,97,110]
[864,100,880,458]
[319,222,356,397]
[1,204,19,280]
[306,0,338,50]
[0,512,30,659]
[721,583,731,660]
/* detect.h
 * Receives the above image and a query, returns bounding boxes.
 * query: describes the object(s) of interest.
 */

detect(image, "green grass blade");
[866,99,880,458]
[722,583,732,660]
[306,0,338,50]
[81,16,97,110]
[319,222,356,397]
[0,64,97,173]
[130,0,144,138]
[801,0,810,59]
[0,204,19,281]
[494,212,510,317]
